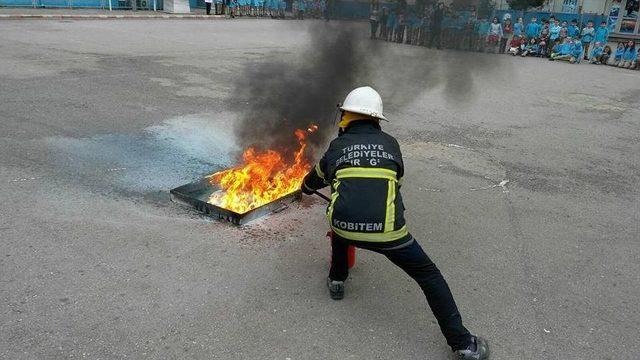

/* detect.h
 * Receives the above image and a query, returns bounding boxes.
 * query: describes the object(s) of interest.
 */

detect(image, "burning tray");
[170,178,301,225]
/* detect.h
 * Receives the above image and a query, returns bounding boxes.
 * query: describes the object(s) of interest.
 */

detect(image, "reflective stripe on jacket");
[303,120,410,248]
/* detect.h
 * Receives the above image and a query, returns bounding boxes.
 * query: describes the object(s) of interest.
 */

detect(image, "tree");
[506,0,545,11]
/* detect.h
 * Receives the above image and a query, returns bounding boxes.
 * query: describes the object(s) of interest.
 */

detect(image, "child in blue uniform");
[549,38,572,61]
[594,21,610,46]
[525,16,541,39]
[619,41,637,69]
[570,38,583,63]
[477,17,490,52]
[520,37,538,57]
[513,17,523,38]
[612,42,625,66]
[386,10,396,42]
[589,42,604,63]
[567,19,580,38]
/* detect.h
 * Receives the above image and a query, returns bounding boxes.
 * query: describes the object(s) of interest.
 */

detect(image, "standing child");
[419,10,431,46]
[487,17,503,53]
[379,8,389,40]
[441,13,452,47]
[525,16,541,39]
[386,10,396,42]
[549,19,561,45]
[513,17,524,38]
[370,6,379,39]
[477,17,490,52]
[501,18,513,54]
[396,11,406,43]
[405,10,417,44]
[453,13,465,49]
[461,16,474,50]
[567,19,580,38]
[297,0,306,19]
[581,20,595,60]
[594,21,610,47]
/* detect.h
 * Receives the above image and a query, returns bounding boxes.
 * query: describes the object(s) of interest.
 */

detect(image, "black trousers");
[205,2,211,14]
[329,233,472,351]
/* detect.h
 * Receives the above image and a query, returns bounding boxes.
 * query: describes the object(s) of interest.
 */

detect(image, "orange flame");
[207,124,318,214]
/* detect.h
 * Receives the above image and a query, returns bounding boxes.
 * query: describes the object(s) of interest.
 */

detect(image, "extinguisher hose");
[312,190,331,203]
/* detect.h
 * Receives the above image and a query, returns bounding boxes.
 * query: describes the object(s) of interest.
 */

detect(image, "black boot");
[326,277,344,300]
[454,335,489,359]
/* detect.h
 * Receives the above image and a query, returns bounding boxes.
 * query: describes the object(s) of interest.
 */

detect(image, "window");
[609,0,640,34]
[562,0,577,14]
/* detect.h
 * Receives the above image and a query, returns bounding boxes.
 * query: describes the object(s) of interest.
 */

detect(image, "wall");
[0,0,157,8]
[495,0,610,14]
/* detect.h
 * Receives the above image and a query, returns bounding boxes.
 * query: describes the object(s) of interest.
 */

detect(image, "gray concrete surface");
[1,19,639,360]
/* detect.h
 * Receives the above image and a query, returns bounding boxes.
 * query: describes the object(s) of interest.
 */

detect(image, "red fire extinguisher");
[312,190,356,269]
[327,230,356,269]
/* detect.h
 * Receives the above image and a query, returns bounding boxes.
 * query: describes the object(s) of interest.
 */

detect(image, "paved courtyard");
[1,19,639,359]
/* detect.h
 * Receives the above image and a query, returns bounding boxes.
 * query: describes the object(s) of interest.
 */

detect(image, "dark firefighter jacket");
[303,119,411,248]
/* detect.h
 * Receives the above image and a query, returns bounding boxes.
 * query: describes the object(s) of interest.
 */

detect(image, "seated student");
[596,45,613,65]
[589,42,605,63]
[549,38,573,61]
[612,42,625,66]
[547,38,561,58]
[519,38,527,55]
[559,21,568,41]
[619,41,637,69]
[521,37,538,57]
[537,34,549,57]
[570,38,583,63]
[508,35,525,55]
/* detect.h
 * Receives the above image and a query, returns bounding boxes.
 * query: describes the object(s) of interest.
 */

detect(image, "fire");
[207,124,318,214]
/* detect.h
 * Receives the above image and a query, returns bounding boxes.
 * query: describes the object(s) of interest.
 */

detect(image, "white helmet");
[339,86,387,121]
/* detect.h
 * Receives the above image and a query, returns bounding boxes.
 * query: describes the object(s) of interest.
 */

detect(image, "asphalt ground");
[1,19,639,359]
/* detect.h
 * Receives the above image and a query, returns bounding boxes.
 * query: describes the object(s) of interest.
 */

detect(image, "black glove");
[301,177,314,195]
[301,184,315,195]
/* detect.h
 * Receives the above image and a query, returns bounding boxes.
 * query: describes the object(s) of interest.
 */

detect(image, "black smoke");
[231,22,364,156]
[229,20,502,159]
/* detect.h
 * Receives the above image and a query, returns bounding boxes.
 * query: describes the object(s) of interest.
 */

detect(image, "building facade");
[490,0,639,39]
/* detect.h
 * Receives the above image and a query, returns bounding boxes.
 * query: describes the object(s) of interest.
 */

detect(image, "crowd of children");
[368,4,639,70]
[208,0,327,18]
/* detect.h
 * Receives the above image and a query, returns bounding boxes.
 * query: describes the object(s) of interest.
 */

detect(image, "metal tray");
[170,178,301,225]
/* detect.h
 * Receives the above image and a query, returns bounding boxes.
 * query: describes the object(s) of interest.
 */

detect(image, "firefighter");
[301,86,489,359]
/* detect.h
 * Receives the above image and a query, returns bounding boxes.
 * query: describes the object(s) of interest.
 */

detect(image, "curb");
[0,13,228,19]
